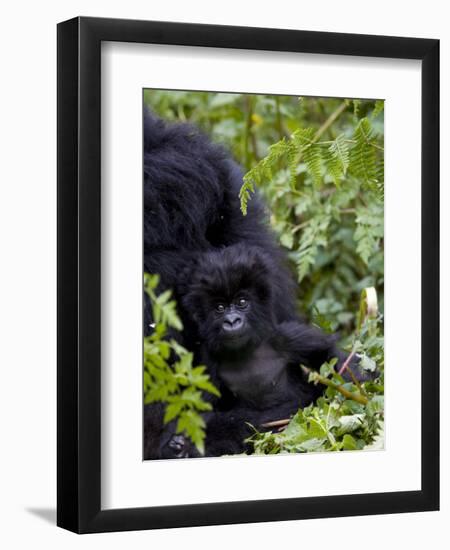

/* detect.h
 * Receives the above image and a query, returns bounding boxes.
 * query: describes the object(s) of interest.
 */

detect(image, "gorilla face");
[183,244,276,355]
[209,294,252,351]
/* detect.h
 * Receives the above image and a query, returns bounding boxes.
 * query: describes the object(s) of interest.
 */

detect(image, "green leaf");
[320,360,336,378]
[144,273,159,293]
[342,434,358,450]
[337,414,365,434]
[280,231,294,249]
[360,353,377,372]
[177,410,207,455]
[164,402,184,424]
[298,438,327,452]
[143,272,220,453]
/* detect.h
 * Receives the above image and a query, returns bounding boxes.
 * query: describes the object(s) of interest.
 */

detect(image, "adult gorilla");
[143,109,298,340]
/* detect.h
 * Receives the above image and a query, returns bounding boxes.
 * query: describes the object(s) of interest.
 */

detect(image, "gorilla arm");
[273,321,372,382]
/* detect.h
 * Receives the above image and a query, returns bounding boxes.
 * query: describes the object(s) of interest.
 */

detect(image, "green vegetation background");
[143,90,385,454]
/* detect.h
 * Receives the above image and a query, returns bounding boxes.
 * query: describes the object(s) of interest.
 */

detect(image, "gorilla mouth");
[220,322,247,338]
[218,326,250,349]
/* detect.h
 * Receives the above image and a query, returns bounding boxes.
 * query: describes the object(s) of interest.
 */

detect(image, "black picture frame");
[57,16,439,533]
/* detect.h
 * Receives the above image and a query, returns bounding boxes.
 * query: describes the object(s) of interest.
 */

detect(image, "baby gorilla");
[164,244,362,458]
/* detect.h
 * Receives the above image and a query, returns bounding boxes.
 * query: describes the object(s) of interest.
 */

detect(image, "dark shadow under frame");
[57,16,439,533]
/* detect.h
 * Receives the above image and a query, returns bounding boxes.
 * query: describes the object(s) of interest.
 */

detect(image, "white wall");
[0,1,447,547]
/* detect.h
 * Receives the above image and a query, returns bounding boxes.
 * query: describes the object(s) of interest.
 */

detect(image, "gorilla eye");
[215,303,225,313]
[237,298,248,308]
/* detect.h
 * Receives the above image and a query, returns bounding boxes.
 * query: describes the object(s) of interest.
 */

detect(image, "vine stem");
[313,101,348,142]
[244,95,258,166]
[275,96,284,141]
[291,220,311,234]
[301,366,369,405]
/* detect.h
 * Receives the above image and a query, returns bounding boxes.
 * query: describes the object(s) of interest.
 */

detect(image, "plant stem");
[244,95,258,166]
[301,366,369,405]
[291,220,311,233]
[275,96,284,141]
[313,101,348,142]
[261,418,291,428]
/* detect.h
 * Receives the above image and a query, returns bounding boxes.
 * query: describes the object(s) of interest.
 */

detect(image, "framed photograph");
[57,16,439,533]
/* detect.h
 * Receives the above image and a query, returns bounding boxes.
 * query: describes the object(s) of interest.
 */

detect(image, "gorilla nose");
[223,313,243,331]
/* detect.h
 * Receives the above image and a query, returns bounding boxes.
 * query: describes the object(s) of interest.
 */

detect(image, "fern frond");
[330,134,350,173]
[262,137,291,183]
[372,100,384,119]
[324,133,350,186]
[295,215,330,281]
[303,144,323,186]
[291,127,315,148]
[350,117,378,188]
[239,177,255,215]
[240,137,292,213]
[292,128,323,186]
[296,244,318,282]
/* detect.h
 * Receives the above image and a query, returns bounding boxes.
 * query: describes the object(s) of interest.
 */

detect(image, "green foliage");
[236,97,383,329]
[240,109,384,288]
[247,289,384,454]
[354,203,384,265]
[143,274,220,454]
[248,393,383,454]
[350,118,381,194]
